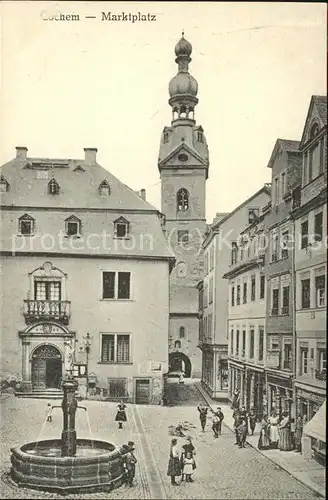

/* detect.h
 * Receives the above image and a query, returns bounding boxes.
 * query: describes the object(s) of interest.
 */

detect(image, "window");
[271,232,278,262]
[102,271,131,300]
[177,261,187,278]
[315,275,326,307]
[0,175,9,192]
[19,214,35,235]
[163,132,169,143]
[242,330,246,357]
[48,179,60,195]
[101,334,131,363]
[272,288,279,315]
[34,281,61,301]
[197,131,203,143]
[283,343,292,370]
[179,326,185,339]
[282,286,290,315]
[231,242,238,265]
[319,139,324,174]
[301,349,308,375]
[301,220,308,249]
[314,212,323,242]
[236,285,241,305]
[310,122,319,139]
[250,329,254,359]
[243,282,247,304]
[65,215,81,236]
[114,217,129,238]
[318,349,326,371]
[209,277,213,303]
[108,378,128,398]
[292,185,301,209]
[251,275,256,301]
[281,172,286,196]
[177,188,189,211]
[281,230,289,259]
[177,230,189,245]
[259,328,264,361]
[274,177,279,205]
[260,275,265,299]
[301,279,310,309]
[231,286,235,307]
[231,329,234,355]
[208,313,213,339]
[174,340,181,349]
[98,180,111,196]
[236,329,240,355]
[248,208,259,225]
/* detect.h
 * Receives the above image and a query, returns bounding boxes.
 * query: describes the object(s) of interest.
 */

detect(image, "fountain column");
[61,374,78,457]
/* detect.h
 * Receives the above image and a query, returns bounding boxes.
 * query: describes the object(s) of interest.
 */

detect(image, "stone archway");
[169,352,192,378]
[31,344,63,390]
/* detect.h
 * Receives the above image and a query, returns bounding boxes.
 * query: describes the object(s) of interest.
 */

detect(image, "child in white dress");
[183,452,195,482]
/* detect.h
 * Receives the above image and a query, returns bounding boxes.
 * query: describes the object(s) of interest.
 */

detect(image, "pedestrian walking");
[239,406,248,434]
[197,404,208,432]
[167,438,181,486]
[115,400,127,430]
[233,409,241,445]
[231,388,240,410]
[294,415,303,452]
[258,414,270,450]
[278,412,293,451]
[123,441,137,487]
[211,407,224,437]
[182,452,196,482]
[248,409,257,435]
[180,437,196,481]
[46,403,53,422]
[238,419,247,448]
[290,418,296,449]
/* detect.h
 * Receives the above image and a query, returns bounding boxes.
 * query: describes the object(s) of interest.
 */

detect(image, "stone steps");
[15,389,64,399]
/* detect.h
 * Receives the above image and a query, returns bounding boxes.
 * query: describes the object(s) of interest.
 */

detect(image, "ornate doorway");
[32,344,62,389]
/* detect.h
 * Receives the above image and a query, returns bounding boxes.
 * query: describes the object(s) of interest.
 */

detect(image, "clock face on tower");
[178,153,188,163]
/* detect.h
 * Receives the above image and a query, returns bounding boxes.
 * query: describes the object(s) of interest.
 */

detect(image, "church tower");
[158,34,209,378]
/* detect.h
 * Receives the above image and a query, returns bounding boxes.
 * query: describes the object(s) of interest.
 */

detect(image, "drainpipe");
[291,215,297,419]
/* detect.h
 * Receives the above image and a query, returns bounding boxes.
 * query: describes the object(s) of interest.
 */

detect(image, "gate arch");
[169,352,192,378]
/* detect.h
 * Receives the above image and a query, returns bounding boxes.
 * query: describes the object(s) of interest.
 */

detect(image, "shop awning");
[303,400,326,442]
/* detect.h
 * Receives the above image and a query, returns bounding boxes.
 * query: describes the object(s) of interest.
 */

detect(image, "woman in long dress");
[278,412,293,451]
[167,438,181,486]
[294,416,303,452]
[115,400,127,429]
[258,414,270,450]
[231,389,240,410]
[268,410,279,448]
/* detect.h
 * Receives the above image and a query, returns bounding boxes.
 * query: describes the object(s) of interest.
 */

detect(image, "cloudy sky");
[1,1,326,222]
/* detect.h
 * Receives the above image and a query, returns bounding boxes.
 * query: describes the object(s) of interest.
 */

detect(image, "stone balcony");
[24,300,71,325]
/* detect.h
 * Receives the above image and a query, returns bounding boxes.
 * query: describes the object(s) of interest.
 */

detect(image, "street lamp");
[82,333,92,398]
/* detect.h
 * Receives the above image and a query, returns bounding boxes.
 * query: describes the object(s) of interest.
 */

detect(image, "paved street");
[0,384,321,500]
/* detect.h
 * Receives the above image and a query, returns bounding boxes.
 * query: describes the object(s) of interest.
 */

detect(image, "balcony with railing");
[24,300,71,325]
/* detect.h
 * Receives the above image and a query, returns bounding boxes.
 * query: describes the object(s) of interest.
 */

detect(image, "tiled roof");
[267,138,300,169]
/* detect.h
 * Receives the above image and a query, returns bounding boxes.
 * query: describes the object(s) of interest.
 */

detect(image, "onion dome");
[169,73,198,97]
[174,34,192,57]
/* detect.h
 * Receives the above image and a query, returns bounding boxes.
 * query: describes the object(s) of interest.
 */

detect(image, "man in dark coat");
[197,404,208,432]
[212,407,224,437]
[239,406,248,434]
[123,441,137,487]
[233,409,242,445]
[238,419,248,448]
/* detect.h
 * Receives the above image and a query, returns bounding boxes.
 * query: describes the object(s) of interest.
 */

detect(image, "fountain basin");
[11,438,125,493]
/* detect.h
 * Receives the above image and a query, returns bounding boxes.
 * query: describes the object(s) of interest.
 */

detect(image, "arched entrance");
[169,352,192,378]
[32,344,62,390]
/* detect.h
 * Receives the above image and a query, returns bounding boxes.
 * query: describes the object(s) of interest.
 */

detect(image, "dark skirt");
[115,410,127,422]
[258,429,270,449]
[167,457,181,477]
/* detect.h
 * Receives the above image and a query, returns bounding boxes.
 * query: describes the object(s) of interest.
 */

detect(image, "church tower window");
[177,188,189,211]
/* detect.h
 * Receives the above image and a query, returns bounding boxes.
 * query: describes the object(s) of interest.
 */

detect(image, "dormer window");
[65,215,81,237]
[248,208,260,225]
[19,214,35,235]
[164,132,169,143]
[0,175,9,193]
[99,180,111,196]
[48,178,60,195]
[197,131,204,143]
[310,122,319,140]
[177,188,189,211]
[73,165,85,172]
[114,217,130,238]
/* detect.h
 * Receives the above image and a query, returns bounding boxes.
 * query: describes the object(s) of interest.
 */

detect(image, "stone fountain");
[10,373,126,493]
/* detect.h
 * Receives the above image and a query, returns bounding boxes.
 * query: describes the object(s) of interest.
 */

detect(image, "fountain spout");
[61,373,79,457]
[77,406,87,411]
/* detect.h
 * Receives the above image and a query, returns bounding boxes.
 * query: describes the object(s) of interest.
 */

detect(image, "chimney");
[16,146,28,160]
[84,148,97,164]
[140,189,146,201]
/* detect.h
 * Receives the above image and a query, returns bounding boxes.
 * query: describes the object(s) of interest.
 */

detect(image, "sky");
[1,1,326,222]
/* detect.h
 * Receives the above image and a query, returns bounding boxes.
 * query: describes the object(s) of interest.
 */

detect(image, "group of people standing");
[167,437,196,485]
[258,410,305,452]
[197,404,225,438]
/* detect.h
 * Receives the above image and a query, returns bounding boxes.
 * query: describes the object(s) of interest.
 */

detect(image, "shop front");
[267,372,293,417]
[245,366,266,418]
[295,381,326,422]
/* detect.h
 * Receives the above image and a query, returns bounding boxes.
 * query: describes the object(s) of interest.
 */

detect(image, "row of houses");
[198,96,326,439]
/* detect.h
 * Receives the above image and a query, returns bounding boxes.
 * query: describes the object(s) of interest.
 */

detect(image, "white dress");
[269,416,279,443]
[183,458,194,475]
